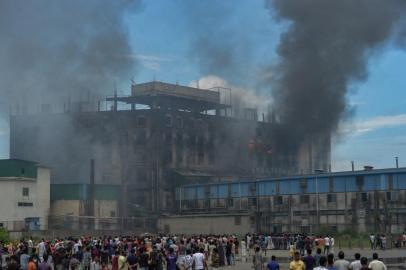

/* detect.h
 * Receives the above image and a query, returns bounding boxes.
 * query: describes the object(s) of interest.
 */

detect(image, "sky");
[1,0,406,172]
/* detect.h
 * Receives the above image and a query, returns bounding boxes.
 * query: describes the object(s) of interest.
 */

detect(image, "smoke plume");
[0,0,139,114]
[266,0,406,153]
[179,1,257,88]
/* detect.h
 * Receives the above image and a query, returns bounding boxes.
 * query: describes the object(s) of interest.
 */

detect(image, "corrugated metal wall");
[51,184,120,201]
[0,159,37,178]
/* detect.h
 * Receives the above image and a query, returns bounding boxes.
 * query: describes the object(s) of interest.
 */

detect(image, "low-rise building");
[0,159,50,231]
[49,184,121,230]
[166,167,406,234]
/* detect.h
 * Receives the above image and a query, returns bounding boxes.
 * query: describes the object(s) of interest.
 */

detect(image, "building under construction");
[9,81,330,230]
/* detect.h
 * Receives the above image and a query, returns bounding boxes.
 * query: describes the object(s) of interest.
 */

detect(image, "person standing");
[253,247,264,270]
[330,237,335,254]
[241,240,247,262]
[360,257,370,270]
[166,248,177,270]
[368,253,386,270]
[225,241,232,266]
[326,254,336,270]
[314,248,323,267]
[289,251,304,270]
[210,248,220,270]
[90,256,101,270]
[118,250,127,270]
[138,248,149,270]
[267,256,280,270]
[38,255,52,270]
[369,234,375,250]
[127,249,138,270]
[313,256,328,270]
[83,247,92,270]
[349,253,362,270]
[324,236,330,255]
[333,251,349,270]
[380,235,386,250]
[191,248,206,270]
[38,239,47,263]
[28,256,37,270]
[303,249,315,270]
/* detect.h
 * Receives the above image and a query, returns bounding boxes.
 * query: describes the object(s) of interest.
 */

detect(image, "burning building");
[9,81,330,230]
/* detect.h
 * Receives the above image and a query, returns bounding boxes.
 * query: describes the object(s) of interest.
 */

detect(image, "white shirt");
[314,267,327,270]
[38,242,46,257]
[192,252,205,270]
[349,260,362,270]
[334,259,350,270]
[369,260,387,270]
[324,237,330,246]
[73,243,81,254]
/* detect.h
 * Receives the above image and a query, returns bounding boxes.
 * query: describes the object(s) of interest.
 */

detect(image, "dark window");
[176,133,183,142]
[228,198,234,207]
[249,197,257,207]
[208,150,215,165]
[249,183,256,196]
[136,130,146,144]
[164,132,172,142]
[274,196,283,205]
[177,148,183,164]
[234,216,241,225]
[165,115,172,127]
[300,195,310,204]
[328,177,334,192]
[164,149,172,163]
[137,116,146,128]
[386,192,395,201]
[361,192,368,202]
[249,216,256,225]
[21,168,25,175]
[18,202,33,207]
[110,211,116,217]
[0,223,3,228]
[176,117,183,128]
[198,152,204,164]
[22,187,29,197]
[356,176,364,190]
[300,179,307,191]
[327,194,337,203]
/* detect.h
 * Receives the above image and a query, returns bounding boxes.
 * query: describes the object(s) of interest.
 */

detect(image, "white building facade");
[0,159,50,231]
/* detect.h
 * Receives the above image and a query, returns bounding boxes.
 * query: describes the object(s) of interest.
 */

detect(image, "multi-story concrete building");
[0,159,50,231]
[9,81,330,229]
[165,167,406,235]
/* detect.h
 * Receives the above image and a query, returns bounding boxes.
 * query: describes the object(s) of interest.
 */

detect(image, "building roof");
[51,184,121,201]
[107,81,230,112]
[180,167,406,187]
[0,159,38,179]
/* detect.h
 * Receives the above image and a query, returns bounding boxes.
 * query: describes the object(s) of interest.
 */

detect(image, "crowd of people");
[0,235,242,270]
[283,250,387,270]
[0,234,390,270]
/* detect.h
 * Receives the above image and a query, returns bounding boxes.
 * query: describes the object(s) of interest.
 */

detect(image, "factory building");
[165,167,406,235]
[0,159,50,231]
[9,81,330,230]
[50,183,120,230]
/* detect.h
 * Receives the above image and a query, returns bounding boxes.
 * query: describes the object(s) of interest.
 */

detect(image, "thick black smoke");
[0,0,139,114]
[179,0,255,88]
[266,0,406,153]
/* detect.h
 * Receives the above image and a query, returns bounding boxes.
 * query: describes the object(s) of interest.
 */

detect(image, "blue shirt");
[267,261,280,270]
